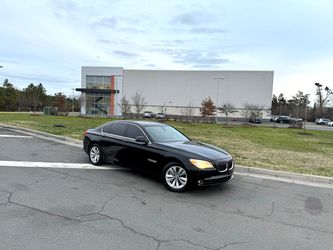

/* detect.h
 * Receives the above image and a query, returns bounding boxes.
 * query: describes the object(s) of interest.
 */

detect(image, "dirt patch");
[297,132,313,136]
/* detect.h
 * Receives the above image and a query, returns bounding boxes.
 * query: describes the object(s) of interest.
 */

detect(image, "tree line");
[197,83,333,122]
[272,83,333,120]
[1,78,332,120]
[0,79,80,113]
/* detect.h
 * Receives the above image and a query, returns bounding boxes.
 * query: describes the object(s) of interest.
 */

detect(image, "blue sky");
[1,0,333,102]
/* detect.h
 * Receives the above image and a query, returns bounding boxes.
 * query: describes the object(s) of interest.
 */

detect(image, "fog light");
[198,180,204,186]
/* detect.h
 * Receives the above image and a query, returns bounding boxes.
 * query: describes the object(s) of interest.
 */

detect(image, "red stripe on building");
[109,75,115,116]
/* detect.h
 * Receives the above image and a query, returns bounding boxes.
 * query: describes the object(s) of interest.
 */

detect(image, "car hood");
[157,140,230,160]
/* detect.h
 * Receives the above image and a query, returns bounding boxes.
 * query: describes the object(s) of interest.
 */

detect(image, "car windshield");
[145,125,188,142]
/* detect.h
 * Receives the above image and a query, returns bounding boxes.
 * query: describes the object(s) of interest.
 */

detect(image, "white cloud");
[0,0,333,98]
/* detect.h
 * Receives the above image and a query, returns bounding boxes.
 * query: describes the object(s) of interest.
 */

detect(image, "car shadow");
[113,166,235,195]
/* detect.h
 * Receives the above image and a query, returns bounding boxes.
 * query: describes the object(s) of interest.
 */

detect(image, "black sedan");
[83,120,234,192]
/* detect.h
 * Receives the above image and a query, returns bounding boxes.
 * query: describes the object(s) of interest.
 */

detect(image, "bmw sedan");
[83,120,234,192]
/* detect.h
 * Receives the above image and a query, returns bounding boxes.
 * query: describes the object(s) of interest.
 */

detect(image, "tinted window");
[102,124,113,134]
[126,124,145,139]
[110,123,126,136]
[145,125,188,142]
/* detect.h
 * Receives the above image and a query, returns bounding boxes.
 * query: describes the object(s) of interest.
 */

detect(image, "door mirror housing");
[135,136,148,145]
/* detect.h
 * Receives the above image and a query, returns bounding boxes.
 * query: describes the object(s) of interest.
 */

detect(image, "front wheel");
[89,144,104,166]
[162,162,189,192]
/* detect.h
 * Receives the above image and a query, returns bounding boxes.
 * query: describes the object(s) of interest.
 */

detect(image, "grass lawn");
[1,112,332,177]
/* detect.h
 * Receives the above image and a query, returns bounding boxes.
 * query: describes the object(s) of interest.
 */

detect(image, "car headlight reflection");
[189,159,215,169]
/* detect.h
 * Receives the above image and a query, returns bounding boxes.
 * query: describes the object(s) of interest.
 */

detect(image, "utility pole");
[213,77,224,124]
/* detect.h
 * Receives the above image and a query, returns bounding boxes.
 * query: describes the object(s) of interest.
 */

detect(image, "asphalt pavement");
[0,126,332,249]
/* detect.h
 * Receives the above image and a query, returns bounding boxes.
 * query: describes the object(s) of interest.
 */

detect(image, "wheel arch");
[161,156,186,169]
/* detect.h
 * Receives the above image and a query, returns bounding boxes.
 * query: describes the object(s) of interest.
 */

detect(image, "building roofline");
[81,66,273,73]
[124,69,274,73]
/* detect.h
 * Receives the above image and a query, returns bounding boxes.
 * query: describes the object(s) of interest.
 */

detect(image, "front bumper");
[196,173,233,186]
[193,166,234,186]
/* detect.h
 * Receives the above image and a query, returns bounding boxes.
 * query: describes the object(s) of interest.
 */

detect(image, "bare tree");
[118,96,131,118]
[131,92,147,118]
[219,102,236,124]
[181,102,195,121]
[241,103,265,121]
[315,82,332,117]
[159,102,166,113]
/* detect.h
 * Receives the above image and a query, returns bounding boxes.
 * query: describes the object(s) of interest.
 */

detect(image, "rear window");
[102,124,113,134]
[110,123,127,136]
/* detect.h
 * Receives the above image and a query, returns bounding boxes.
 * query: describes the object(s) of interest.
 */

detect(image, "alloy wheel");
[165,166,188,190]
[90,145,100,164]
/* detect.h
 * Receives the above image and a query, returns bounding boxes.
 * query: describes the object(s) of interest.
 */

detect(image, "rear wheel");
[89,144,104,166]
[162,162,189,192]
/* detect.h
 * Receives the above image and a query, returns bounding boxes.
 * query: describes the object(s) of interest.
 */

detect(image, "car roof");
[130,120,165,126]
[103,120,165,127]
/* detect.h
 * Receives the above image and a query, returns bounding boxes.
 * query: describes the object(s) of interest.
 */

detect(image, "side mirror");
[135,136,148,145]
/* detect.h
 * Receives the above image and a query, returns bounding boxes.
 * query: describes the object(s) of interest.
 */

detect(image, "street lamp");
[213,77,224,123]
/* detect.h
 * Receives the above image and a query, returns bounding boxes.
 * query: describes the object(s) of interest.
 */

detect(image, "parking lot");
[0,126,332,249]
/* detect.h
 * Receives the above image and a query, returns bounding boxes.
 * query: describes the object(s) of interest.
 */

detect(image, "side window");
[126,124,145,139]
[110,123,127,136]
[102,124,113,134]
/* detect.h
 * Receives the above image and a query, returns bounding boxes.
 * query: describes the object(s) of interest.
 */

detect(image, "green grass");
[1,112,333,177]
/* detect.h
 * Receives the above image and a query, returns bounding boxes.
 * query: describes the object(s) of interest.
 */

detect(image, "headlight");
[189,159,215,169]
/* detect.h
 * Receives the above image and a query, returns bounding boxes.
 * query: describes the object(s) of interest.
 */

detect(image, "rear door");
[100,123,128,165]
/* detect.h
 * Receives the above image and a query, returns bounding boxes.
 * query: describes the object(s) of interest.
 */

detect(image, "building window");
[86,76,111,89]
[86,92,110,116]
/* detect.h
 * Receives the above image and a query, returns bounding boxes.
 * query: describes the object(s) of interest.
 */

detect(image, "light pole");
[213,77,224,123]
[303,94,309,133]
[71,88,75,112]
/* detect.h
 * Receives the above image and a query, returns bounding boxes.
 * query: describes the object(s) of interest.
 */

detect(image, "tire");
[162,162,189,192]
[89,144,104,166]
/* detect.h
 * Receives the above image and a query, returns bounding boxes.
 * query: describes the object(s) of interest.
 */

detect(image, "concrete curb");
[1,123,332,187]
[235,165,333,186]
[0,123,82,146]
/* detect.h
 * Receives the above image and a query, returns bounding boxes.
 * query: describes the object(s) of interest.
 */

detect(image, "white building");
[78,66,274,119]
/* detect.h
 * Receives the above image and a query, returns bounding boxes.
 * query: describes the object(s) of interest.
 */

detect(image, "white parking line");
[0,135,32,138]
[0,161,128,170]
